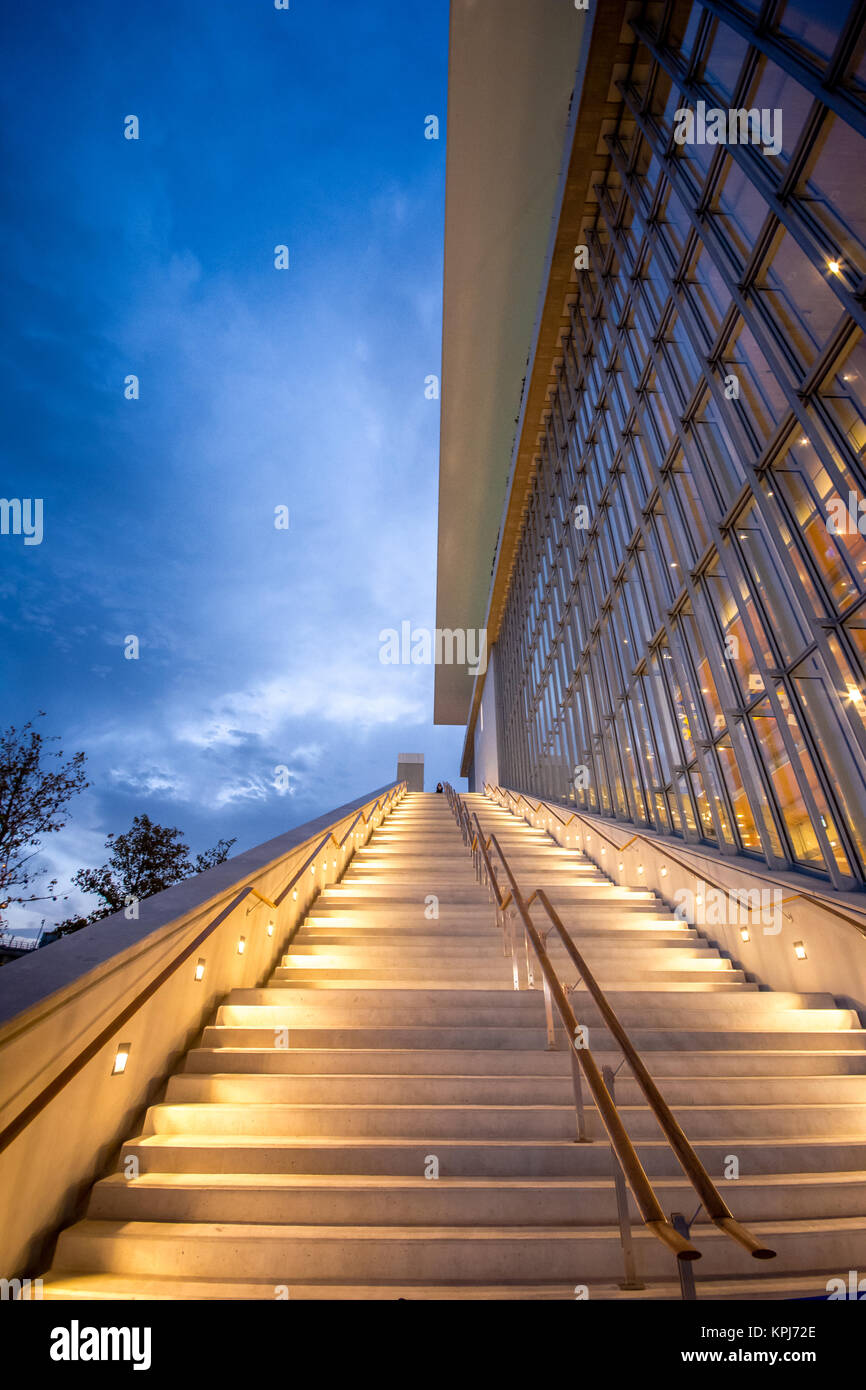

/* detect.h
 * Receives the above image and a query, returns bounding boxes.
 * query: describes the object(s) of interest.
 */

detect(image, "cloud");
[174,665,428,750]
[2,819,110,937]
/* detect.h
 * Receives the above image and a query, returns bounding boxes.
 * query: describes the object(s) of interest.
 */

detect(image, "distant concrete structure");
[396,752,424,793]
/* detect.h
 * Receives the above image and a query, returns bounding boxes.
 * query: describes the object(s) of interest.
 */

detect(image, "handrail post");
[672,1213,698,1301]
[524,926,536,989]
[604,1064,645,1291]
[541,970,557,1049]
[506,907,521,990]
[496,900,509,955]
[569,1041,589,1141]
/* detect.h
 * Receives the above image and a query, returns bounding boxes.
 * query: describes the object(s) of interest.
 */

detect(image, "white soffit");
[434,0,586,724]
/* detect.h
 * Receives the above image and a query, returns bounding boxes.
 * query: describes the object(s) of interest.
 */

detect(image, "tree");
[0,714,89,930]
[59,814,236,932]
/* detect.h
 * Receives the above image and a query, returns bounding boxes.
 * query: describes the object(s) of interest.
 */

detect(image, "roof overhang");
[434,0,588,726]
[442,0,634,776]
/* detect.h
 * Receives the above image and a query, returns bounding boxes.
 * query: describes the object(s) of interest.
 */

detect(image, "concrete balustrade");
[0,782,404,1279]
[486,785,866,1019]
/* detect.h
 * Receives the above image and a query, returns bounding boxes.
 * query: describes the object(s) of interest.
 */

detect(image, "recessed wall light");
[112,1044,131,1076]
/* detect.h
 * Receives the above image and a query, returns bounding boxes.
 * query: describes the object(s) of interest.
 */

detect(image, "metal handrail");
[486,783,866,942]
[0,781,406,1156]
[445,790,697,1262]
[526,887,773,1261]
[274,785,405,906]
[443,784,776,1268]
[484,826,697,1263]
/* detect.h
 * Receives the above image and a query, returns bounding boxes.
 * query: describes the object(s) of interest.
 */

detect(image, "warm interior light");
[618,862,624,871]
[637,864,645,874]
[267,922,275,937]
[828,259,842,275]
[112,1044,131,1076]
[794,940,807,960]
[292,890,298,901]
[237,936,246,955]
[194,959,206,981]
[660,866,668,877]
[739,927,750,943]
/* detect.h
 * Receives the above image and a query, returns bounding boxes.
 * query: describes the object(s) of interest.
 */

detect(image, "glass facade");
[494,0,866,887]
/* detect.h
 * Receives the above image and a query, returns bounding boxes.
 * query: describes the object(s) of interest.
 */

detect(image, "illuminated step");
[48,1216,866,1283]
[82,1169,866,1226]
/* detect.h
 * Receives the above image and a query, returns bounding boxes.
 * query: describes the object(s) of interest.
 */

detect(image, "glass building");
[437,0,866,890]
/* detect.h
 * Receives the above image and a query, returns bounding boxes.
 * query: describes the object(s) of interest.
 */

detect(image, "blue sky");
[0,0,465,933]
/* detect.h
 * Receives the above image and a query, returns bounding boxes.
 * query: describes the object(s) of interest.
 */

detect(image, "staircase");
[40,791,866,1299]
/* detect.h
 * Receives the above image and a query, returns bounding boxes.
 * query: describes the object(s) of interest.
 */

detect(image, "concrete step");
[217,992,853,1030]
[142,1098,866,1141]
[300,921,702,941]
[321,885,659,903]
[120,1133,866,1177]
[269,970,751,988]
[33,1269,854,1300]
[203,1024,866,1052]
[182,1046,866,1078]
[84,1169,866,1226]
[49,1215,866,1282]
[163,1070,866,1107]
[282,940,719,958]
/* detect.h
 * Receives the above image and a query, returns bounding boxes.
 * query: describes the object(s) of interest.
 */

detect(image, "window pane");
[684,243,729,344]
[792,652,866,867]
[818,333,866,468]
[754,228,845,375]
[717,734,763,850]
[795,114,866,280]
[771,429,866,611]
[708,156,771,268]
[744,55,816,174]
[773,0,853,67]
[734,497,811,662]
[722,320,790,448]
[750,699,825,865]
[697,17,751,102]
[775,683,853,874]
